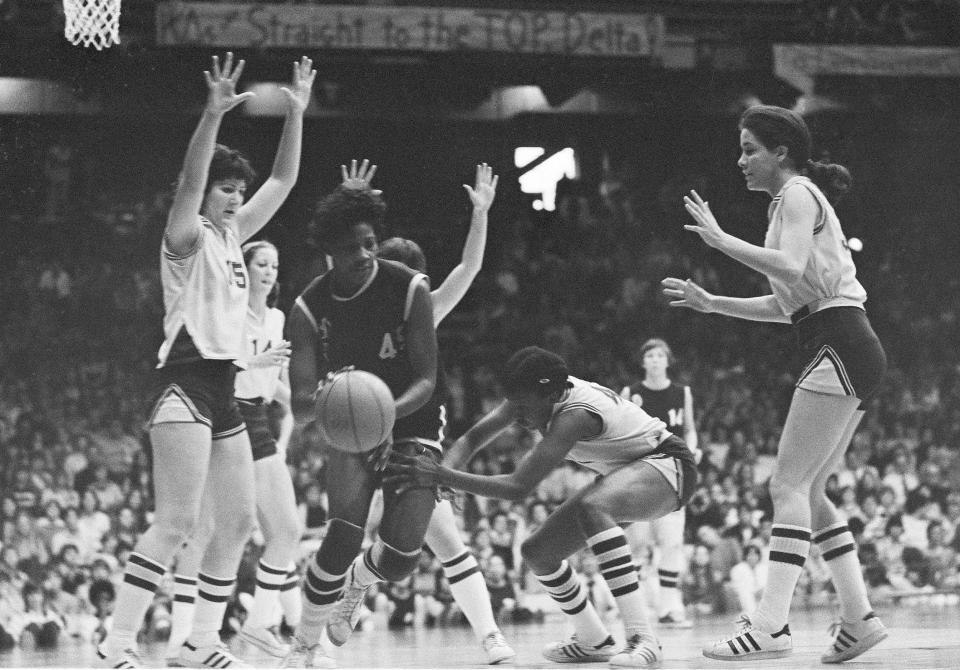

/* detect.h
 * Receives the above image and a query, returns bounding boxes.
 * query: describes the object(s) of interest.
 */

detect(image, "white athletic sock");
[588,527,654,639]
[246,559,287,628]
[165,574,197,657]
[298,563,346,645]
[351,543,387,588]
[279,567,302,628]
[535,561,609,646]
[752,524,810,633]
[105,551,167,655]
[442,551,499,640]
[813,522,872,621]
[187,573,235,648]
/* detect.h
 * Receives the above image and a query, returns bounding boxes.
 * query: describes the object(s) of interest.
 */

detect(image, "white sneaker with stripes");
[177,640,251,668]
[821,612,888,663]
[609,634,663,667]
[702,615,792,661]
[326,565,371,647]
[96,643,142,669]
[481,630,516,664]
[542,634,617,663]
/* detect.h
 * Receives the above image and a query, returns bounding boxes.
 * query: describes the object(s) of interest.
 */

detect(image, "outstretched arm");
[237,57,316,242]
[661,278,790,323]
[431,163,498,323]
[682,189,815,285]
[167,53,254,257]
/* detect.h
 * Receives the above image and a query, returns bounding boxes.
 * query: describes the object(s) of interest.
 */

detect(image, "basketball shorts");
[393,398,446,454]
[642,434,698,510]
[380,439,441,499]
[147,359,245,440]
[793,306,886,406]
[237,398,277,461]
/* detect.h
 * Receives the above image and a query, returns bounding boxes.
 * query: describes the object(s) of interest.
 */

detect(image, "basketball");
[314,370,396,453]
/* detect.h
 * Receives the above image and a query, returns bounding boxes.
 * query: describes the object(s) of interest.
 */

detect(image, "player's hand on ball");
[661,277,715,313]
[384,452,440,495]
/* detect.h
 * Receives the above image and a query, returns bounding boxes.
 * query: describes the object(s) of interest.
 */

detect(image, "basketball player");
[165,240,301,665]
[347,161,514,664]
[620,338,700,629]
[97,53,314,669]
[282,181,439,668]
[663,104,888,662]
[387,346,699,668]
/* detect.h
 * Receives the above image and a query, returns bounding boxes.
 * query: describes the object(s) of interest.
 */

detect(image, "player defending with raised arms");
[388,346,699,668]
[98,54,314,669]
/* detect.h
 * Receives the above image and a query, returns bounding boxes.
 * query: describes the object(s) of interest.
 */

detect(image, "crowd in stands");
[1,127,958,656]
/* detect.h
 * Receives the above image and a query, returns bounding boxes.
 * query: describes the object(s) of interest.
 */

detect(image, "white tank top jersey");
[234,307,285,401]
[156,217,248,367]
[764,175,867,316]
[550,376,670,475]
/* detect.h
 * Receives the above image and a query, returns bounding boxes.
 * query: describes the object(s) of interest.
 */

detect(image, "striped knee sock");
[813,522,871,621]
[588,528,653,638]
[278,567,302,628]
[246,560,287,628]
[658,569,681,616]
[753,525,810,633]
[188,573,235,648]
[535,561,609,646]
[165,575,197,657]
[442,551,499,640]
[106,551,167,654]
[299,562,347,645]
[350,543,387,588]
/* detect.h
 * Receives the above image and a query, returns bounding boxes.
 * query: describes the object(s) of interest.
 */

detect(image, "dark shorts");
[147,360,245,440]
[237,398,277,461]
[380,439,442,499]
[793,307,887,406]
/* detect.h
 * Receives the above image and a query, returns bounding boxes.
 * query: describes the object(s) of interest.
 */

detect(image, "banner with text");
[156,2,665,57]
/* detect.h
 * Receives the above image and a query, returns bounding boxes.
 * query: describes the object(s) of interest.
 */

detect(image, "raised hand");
[683,190,726,249]
[464,163,498,212]
[280,56,316,115]
[661,277,715,313]
[340,158,382,196]
[203,52,255,115]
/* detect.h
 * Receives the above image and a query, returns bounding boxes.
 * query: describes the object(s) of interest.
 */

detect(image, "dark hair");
[242,240,280,308]
[743,544,762,561]
[312,187,387,251]
[739,105,851,204]
[207,143,256,194]
[503,346,570,397]
[378,237,427,273]
[640,337,674,367]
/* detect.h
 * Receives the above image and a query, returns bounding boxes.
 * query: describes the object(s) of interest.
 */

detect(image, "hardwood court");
[4,603,959,669]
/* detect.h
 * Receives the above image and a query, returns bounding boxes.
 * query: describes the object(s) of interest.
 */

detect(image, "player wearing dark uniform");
[284,185,438,669]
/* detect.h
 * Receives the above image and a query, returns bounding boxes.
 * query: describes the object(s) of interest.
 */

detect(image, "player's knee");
[373,541,420,582]
[264,513,301,553]
[520,535,550,572]
[152,512,201,550]
[316,518,365,573]
[768,474,810,504]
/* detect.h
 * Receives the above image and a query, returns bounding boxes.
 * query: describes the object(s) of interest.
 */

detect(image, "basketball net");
[63,0,121,50]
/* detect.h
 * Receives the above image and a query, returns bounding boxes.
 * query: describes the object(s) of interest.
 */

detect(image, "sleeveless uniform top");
[764,175,867,317]
[627,382,687,439]
[156,217,248,367]
[234,306,285,402]
[293,259,445,444]
[551,376,669,476]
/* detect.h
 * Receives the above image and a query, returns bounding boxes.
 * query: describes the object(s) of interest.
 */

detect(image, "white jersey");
[234,306,285,401]
[764,176,867,316]
[156,217,248,367]
[551,376,669,476]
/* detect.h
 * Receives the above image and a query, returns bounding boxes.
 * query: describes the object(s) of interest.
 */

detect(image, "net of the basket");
[64,0,121,50]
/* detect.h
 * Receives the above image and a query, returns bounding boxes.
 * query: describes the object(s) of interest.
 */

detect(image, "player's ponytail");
[805,158,852,206]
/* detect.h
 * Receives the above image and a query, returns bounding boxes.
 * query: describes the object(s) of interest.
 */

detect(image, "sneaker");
[658,612,693,629]
[543,634,617,663]
[702,615,792,661]
[239,624,290,658]
[609,634,663,668]
[821,611,888,663]
[482,630,516,665]
[178,640,251,668]
[96,643,142,669]
[325,566,371,647]
[165,659,185,668]
[281,636,337,669]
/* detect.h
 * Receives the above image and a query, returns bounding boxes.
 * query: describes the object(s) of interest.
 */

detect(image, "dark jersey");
[293,259,445,445]
[628,382,687,439]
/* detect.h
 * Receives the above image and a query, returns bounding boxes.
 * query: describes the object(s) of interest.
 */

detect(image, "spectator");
[75,490,110,559]
[18,581,64,648]
[726,544,767,614]
[682,544,721,615]
[87,465,124,514]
